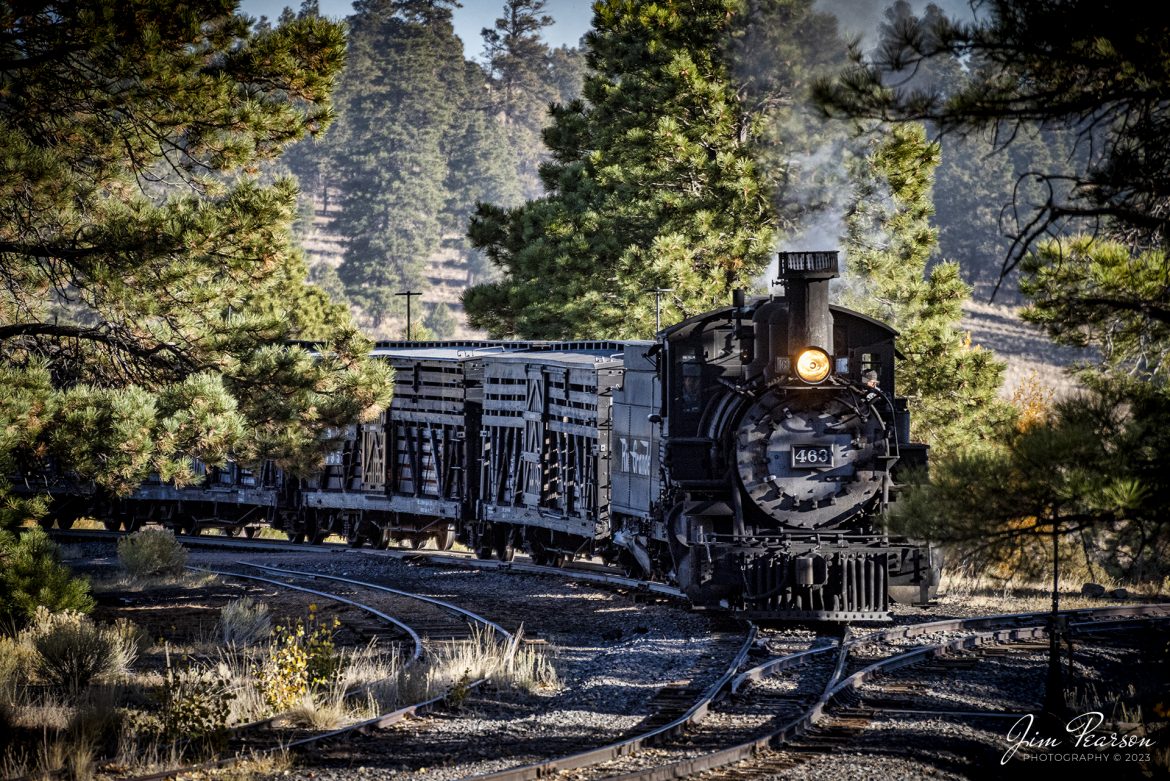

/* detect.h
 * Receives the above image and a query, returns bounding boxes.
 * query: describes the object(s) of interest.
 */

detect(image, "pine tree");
[0,528,95,627]
[331,0,467,326]
[481,0,558,198]
[443,62,522,245]
[465,0,778,339]
[423,302,457,339]
[0,1,392,509]
[843,124,1011,457]
[813,0,1170,272]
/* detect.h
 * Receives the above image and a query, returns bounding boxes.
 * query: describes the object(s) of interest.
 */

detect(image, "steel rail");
[191,566,424,661]
[236,561,512,641]
[122,569,498,781]
[51,527,687,598]
[357,546,687,599]
[469,626,758,781]
[603,604,1170,781]
[124,678,490,781]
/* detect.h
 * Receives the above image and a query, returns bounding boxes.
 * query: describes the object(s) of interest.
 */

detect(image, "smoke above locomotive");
[36,250,939,623]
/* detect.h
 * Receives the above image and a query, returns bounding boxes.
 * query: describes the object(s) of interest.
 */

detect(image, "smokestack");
[778,251,838,356]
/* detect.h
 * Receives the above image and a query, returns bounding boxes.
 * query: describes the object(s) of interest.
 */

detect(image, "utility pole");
[396,290,421,340]
[646,288,673,332]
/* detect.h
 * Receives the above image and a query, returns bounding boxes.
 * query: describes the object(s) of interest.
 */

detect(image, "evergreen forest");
[278,0,1079,339]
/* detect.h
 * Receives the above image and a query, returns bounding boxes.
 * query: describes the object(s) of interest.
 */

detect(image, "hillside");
[300,191,480,340]
[960,298,1088,400]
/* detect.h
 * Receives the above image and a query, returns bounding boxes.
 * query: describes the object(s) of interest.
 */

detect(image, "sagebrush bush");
[217,597,271,647]
[0,633,37,691]
[117,529,188,579]
[30,610,126,696]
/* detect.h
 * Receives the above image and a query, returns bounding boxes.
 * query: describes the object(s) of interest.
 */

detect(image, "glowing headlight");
[794,348,831,384]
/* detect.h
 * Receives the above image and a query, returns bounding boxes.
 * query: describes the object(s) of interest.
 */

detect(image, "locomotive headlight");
[794,347,832,384]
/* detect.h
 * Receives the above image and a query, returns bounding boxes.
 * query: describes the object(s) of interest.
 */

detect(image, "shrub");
[0,633,37,692]
[117,529,187,579]
[257,608,340,713]
[109,618,152,661]
[30,611,124,696]
[0,528,94,627]
[159,652,234,750]
[216,597,271,647]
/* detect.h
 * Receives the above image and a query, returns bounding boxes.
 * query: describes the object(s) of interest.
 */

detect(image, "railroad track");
[51,527,685,599]
[121,561,520,781]
[461,624,758,781]
[594,604,1170,780]
[232,561,513,644]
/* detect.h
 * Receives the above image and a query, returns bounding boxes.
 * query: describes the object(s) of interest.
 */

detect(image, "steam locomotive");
[38,251,940,621]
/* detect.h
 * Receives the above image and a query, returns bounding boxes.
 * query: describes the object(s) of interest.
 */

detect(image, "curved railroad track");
[50,527,685,600]
[121,560,518,781]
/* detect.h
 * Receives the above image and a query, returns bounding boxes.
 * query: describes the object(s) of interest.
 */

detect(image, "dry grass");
[398,627,559,706]
[90,570,220,594]
[0,607,559,778]
[0,733,96,781]
[284,682,349,729]
[937,560,1166,615]
[216,598,272,647]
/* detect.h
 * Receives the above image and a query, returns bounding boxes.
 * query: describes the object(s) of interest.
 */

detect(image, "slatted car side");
[298,342,525,548]
[128,460,280,536]
[475,344,626,562]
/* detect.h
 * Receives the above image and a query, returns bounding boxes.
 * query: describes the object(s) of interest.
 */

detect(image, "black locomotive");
[31,251,939,621]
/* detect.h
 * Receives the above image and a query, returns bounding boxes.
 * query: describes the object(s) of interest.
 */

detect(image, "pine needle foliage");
[0,529,94,628]
[892,382,1170,583]
[842,123,1011,458]
[0,1,393,514]
[465,0,779,339]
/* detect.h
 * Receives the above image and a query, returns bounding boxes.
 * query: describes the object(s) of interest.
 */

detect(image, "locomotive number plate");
[791,445,834,468]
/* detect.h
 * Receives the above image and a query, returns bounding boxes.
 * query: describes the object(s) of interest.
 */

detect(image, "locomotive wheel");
[310,530,328,545]
[475,545,493,560]
[124,518,142,533]
[243,526,256,539]
[287,531,306,544]
[373,528,392,549]
[57,516,75,530]
[410,536,427,550]
[103,519,122,532]
[224,526,240,537]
